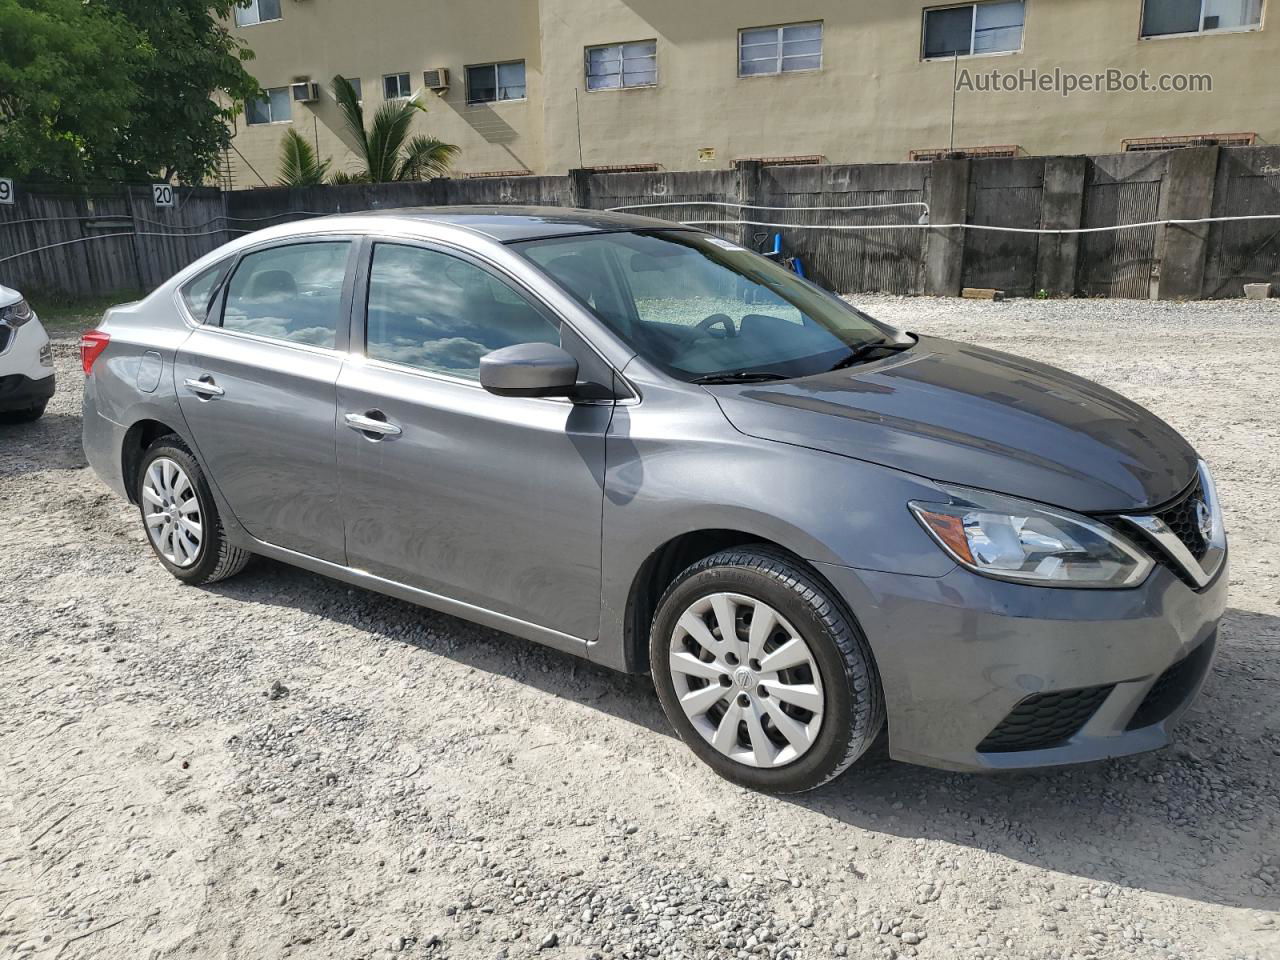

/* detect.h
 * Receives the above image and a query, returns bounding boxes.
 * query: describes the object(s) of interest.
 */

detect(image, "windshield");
[514,230,895,382]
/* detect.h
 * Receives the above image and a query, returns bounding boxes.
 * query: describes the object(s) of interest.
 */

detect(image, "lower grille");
[0,324,10,354]
[977,684,1114,753]
[1126,634,1216,731]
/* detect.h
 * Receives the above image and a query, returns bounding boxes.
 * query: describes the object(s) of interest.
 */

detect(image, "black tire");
[650,545,885,794]
[0,402,46,424]
[137,436,251,585]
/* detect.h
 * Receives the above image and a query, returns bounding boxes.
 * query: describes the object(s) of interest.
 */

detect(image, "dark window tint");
[383,73,411,99]
[1142,0,1204,34]
[245,87,290,125]
[466,61,526,104]
[222,242,351,348]
[923,6,976,57]
[1141,0,1259,34]
[180,260,231,323]
[365,244,559,379]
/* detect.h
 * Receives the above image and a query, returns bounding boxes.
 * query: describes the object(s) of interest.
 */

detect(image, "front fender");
[595,397,955,670]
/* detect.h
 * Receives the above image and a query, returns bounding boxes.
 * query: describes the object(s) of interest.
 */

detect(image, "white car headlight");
[0,299,34,327]
[909,487,1154,588]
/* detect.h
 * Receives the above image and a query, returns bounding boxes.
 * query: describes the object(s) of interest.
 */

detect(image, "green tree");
[0,0,144,181]
[277,129,330,186]
[331,75,458,183]
[101,0,261,183]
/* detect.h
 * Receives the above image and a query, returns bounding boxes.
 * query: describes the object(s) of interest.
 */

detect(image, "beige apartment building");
[223,0,1277,186]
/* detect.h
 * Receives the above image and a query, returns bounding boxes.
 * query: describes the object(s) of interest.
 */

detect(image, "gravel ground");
[1,296,1278,960]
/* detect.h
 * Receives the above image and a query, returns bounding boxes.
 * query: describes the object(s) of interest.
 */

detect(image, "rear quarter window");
[180,260,232,323]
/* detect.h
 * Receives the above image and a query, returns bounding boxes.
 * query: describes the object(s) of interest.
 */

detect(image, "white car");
[0,284,55,423]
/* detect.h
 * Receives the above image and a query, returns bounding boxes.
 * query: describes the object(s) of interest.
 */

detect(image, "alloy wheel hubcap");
[668,592,825,768]
[142,457,202,567]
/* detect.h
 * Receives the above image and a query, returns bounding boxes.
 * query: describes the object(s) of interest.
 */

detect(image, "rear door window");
[222,241,352,348]
[364,242,560,379]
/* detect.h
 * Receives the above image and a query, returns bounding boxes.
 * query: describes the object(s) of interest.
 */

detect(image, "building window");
[234,0,281,27]
[585,41,657,90]
[738,22,823,76]
[922,1,1025,59]
[343,77,363,104]
[245,87,291,125]
[383,73,412,100]
[1141,0,1263,36]
[466,61,527,104]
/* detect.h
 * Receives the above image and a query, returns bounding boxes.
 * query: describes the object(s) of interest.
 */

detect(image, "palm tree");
[331,75,458,183]
[277,129,331,186]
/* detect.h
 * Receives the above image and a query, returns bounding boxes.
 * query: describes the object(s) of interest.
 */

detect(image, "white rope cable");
[681,213,1280,235]
[610,200,930,214]
[0,232,132,265]
[0,229,233,266]
[134,210,333,229]
[0,210,334,231]
[3,211,1278,268]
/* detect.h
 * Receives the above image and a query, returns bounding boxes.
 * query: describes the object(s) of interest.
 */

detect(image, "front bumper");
[0,371,55,411]
[815,558,1227,772]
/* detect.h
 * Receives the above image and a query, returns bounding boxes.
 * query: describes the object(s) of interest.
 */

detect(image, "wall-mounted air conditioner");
[423,68,450,92]
[291,81,320,103]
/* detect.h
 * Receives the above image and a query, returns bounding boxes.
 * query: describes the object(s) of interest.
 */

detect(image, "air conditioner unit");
[291,81,320,103]
[423,68,450,92]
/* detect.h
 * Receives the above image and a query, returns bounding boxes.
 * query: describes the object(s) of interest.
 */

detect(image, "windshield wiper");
[828,337,915,371]
[692,371,790,385]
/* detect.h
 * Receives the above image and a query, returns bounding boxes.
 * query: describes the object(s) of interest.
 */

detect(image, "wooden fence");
[0,185,228,298]
[3,146,1278,301]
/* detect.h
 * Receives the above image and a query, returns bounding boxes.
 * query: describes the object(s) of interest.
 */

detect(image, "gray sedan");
[82,208,1227,793]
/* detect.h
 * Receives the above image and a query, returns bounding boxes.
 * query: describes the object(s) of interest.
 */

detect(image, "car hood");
[0,283,20,308]
[711,336,1198,513]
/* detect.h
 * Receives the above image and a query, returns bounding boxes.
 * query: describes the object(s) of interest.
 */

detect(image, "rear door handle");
[344,411,402,438]
[184,376,224,398]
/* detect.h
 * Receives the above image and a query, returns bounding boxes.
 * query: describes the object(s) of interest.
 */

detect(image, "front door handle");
[184,376,224,399]
[344,411,402,438]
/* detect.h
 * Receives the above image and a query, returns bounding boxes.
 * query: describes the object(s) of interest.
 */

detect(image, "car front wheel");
[0,401,47,424]
[137,436,251,585]
[650,546,885,793]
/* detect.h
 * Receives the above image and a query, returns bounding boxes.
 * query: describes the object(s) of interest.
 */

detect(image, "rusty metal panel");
[759,164,928,294]
[588,170,742,241]
[1077,154,1166,299]
[440,176,569,206]
[961,158,1044,297]
[1203,146,1280,298]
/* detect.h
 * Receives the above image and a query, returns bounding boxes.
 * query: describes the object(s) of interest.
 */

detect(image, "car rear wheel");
[137,436,251,585]
[650,546,884,793]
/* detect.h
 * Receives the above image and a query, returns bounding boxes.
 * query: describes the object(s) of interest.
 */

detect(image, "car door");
[174,237,358,563]
[336,239,612,641]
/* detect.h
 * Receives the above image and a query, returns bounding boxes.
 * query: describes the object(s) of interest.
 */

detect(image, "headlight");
[0,299,34,327]
[909,487,1154,588]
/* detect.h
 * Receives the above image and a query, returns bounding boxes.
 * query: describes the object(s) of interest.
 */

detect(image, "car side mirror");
[479,342,580,398]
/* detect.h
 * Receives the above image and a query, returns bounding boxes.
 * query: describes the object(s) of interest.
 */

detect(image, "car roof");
[327,205,690,242]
